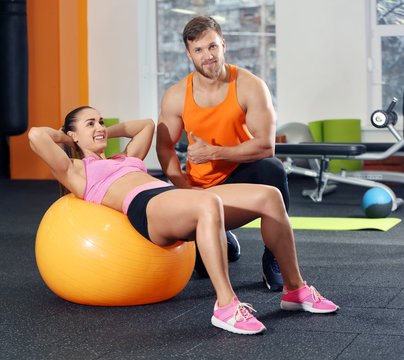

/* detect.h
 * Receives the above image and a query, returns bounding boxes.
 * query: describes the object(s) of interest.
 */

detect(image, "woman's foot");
[211,297,266,335]
[281,282,339,313]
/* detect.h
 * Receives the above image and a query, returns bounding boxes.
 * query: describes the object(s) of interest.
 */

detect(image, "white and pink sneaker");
[281,282,339,313]
[211,297,266,335]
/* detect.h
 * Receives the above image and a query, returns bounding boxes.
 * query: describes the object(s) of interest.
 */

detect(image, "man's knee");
[255,158,290,211]
[255,158,287,183]
[225,157,290,210]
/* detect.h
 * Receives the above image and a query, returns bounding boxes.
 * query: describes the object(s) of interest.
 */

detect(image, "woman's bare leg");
[145,189,235,307]
[205,184,304,291]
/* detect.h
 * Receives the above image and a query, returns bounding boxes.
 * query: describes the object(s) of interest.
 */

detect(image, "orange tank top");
[182,64,252,188]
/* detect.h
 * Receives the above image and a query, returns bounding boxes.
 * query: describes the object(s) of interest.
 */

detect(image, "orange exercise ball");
[35,194,196,306]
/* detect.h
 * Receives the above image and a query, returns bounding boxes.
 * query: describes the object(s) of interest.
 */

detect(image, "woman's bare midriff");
[101,171,163,212]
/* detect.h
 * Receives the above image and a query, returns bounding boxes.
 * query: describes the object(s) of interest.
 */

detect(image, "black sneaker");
[194,246,209,278]
[262,247,284,291]
[194,230,241,278]
[226,230,240,262]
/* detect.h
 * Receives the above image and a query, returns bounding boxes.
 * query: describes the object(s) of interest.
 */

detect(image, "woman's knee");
[197,192,223,219]
[259,186,286,214]
[147,192,223,244]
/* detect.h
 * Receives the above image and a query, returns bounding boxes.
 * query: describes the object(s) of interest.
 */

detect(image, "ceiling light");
[211,15,226,23]
[170,8,196,15]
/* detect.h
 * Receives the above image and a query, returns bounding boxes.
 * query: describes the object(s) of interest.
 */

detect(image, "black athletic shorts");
[126,186,177,241]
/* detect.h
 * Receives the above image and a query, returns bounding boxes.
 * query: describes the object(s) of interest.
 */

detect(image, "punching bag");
[0,0,28,135]
[0,0,28,177]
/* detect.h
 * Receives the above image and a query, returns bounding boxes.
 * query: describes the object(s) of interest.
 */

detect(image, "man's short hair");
[182,16,223,49]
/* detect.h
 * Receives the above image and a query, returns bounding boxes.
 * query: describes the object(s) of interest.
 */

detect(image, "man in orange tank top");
[157,16,289,292]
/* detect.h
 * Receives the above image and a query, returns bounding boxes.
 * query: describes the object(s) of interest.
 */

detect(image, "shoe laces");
[233,302,256,322]
[309,286,326,303]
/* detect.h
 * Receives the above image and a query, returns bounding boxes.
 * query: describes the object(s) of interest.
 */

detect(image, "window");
[156,0,276,112]
[369,0,404,124]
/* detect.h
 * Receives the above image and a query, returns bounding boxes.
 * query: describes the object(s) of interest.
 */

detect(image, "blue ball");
[362,188,392,218]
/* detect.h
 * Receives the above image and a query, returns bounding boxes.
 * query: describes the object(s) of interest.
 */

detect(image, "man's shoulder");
[232,66,271,107]
[233,65,262,85]
[161,75,189,114]
[164,75,188,101]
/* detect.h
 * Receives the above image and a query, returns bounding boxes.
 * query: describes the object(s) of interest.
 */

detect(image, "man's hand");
[187,132,216,164]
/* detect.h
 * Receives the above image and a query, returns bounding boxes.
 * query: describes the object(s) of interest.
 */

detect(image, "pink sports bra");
[83,154,147,205]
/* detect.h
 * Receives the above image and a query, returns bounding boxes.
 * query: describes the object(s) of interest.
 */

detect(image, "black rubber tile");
[352,265,404,287]
[1,178,404,360]
[337,334,404,360]
[265,307,404,336]
[387,288,404,309]
[162,329,356,360]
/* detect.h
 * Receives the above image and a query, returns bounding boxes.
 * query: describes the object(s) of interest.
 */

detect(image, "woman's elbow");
[28,127,42,144]
[28,127,38,139]
[146,119,155,131]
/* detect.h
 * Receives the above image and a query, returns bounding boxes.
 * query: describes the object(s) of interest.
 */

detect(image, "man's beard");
[194,57,224,80]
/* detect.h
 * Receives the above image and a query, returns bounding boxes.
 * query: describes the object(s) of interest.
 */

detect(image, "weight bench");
[275,140,404,211]
[275,97,404,211]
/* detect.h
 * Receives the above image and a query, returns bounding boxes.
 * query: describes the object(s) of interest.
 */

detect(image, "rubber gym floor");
[1,176,404,360]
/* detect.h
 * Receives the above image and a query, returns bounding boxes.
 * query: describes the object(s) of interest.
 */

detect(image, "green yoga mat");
[242,217,402,231]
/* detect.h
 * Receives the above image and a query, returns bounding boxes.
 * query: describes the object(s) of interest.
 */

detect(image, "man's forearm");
[200,138,274,164]
[158,150,192,189]
[168,172,192,188]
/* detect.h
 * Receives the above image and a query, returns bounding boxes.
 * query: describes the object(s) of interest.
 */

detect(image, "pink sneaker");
[281,282,339,313]
[211,297,266,335]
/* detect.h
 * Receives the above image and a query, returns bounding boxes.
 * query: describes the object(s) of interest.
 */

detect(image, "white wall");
[87,0,160,168]
[276,0,398,142]
[87,0,395,169]
[276,0,369,126]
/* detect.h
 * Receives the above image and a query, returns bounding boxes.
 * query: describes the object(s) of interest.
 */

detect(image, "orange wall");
[10,0,88,179]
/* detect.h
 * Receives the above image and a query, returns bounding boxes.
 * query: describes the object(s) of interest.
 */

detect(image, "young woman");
[28,106,339,336]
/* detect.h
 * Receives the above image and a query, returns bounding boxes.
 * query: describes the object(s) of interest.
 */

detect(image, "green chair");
[309,119,362,173]
[104,118,120,158]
